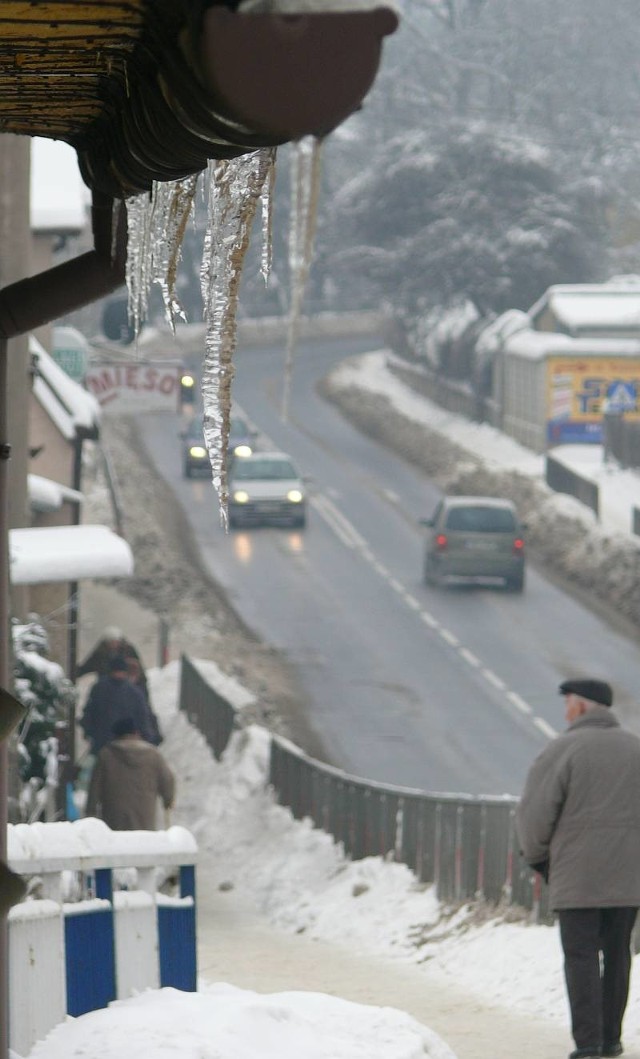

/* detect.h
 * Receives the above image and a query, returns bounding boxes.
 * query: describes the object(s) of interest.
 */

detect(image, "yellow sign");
[546,356,640,443]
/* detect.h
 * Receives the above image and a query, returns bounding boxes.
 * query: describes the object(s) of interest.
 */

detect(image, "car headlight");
[233,490,249,503]
[287,489,304,503]
[232,444,253,458]
[189,445,207,459]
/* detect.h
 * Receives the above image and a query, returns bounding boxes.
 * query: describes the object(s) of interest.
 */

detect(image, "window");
[445,506,516,532]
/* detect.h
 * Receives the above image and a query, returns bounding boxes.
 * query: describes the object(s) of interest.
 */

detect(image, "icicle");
[125,176,199,341]
[260,153,277,284]
[125,191,154,344]
[149,175,199,333]
[200,148,276,526]
[281,136,323,422]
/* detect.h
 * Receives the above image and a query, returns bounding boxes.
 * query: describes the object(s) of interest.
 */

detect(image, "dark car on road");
[421,495,526,592]
[181,412,257,477]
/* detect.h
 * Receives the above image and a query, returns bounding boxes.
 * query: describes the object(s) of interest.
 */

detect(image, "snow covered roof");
[31,334,101,441]
[502,329,640,361]
[529,284,640,334]
[9,524,133,585]
[28,474,83,514]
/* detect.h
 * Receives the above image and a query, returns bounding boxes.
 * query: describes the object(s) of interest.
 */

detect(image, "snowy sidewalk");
[196,869,568,1059]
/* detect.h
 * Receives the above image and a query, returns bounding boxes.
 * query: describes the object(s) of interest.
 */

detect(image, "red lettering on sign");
[159,374,177,395]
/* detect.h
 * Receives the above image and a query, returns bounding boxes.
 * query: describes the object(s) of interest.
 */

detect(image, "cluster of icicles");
[124,138,322,526]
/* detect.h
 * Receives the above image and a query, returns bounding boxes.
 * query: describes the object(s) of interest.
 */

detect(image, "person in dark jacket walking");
[86,716,175,830]
[77,625,149,699]
[80,654,157,755]
[516,678,640,1059]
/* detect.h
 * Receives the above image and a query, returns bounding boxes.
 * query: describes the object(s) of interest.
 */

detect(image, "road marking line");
[384,488,400,504]
[507,691,533,715]
[482,668,506,690]
[317,495,367,548]
[311,496,357,548]
[533,717,558,739]
[309,492,550,744]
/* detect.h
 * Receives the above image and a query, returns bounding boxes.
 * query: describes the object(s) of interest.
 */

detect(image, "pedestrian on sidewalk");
[86,715,175,830]
[80,654,157,755]
[78,625,149,700]
[516,678,640,1059]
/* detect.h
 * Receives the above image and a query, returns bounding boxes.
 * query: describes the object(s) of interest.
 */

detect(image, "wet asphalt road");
[140,336,640,797]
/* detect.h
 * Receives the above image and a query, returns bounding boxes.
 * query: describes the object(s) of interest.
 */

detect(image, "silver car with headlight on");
[228,451,307,528]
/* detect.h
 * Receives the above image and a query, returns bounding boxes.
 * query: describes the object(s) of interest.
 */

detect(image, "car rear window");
[233,459,297,481]
[445,506,516,532]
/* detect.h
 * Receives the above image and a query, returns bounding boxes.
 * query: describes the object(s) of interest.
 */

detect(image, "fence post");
[434,803,442,897]
[476,803,487,899]
[158,618,170,668]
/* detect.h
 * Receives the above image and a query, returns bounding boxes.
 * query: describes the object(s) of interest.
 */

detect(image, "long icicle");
[281,136,323,422]
[200,148,276,526]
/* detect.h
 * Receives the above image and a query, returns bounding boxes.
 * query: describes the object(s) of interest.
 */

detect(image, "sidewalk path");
[196,862,568,1059]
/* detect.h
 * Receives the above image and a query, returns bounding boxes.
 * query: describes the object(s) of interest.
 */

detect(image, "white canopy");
[9,524,133,585]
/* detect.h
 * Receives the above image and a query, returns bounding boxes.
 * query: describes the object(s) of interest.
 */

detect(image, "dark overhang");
[0,1,398,199]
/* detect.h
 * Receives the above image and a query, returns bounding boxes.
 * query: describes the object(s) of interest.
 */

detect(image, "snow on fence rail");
[180,654,550,921]
[7,818,197,1057]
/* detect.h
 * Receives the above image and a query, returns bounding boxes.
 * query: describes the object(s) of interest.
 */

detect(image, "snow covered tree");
[12,616,77,823]
[323,123,608,329]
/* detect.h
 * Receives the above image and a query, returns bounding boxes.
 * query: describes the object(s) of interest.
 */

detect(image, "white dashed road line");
[313,489,556,743]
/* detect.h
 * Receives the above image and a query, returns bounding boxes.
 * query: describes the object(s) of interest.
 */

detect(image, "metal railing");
[545,453,599,519]
[179,656,550,921]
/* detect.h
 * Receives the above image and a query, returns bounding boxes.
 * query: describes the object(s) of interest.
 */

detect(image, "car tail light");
[513,537,525,554]
[435,533,448,551]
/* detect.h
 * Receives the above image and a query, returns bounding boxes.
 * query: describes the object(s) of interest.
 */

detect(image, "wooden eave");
[0,1,398,199]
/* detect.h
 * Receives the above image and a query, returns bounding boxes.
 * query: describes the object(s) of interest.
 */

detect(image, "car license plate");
[464,539,498,550]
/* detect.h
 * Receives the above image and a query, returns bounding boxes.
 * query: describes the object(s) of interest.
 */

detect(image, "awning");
[9,524,134,585]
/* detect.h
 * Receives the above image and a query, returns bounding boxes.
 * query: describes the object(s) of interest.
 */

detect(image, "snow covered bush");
[12,616,76,823]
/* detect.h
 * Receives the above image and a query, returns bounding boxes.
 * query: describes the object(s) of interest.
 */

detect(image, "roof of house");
[502,329,640,362]
[30,335,101,442]
[9,524,133,585]
[529,283,640,335]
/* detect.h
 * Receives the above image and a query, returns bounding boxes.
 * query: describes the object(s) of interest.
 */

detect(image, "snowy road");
[139,336,640,797]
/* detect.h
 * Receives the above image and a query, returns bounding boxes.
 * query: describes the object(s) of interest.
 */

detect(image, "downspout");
[0,191,127,1058]
[0,192,127,341]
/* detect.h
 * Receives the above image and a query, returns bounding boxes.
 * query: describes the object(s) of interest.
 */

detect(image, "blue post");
[157,863,197,991]
[64,869,116,1016]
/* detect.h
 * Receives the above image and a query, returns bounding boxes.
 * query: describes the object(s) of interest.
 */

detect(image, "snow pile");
[28,983,454,1059]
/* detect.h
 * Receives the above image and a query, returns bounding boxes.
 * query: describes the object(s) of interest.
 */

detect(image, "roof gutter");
[0,191,126,341]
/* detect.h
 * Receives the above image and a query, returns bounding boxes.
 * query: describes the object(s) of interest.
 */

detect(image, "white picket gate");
[7,819,198,1058]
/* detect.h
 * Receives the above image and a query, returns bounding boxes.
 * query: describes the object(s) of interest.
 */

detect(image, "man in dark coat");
[86,716,175,830]
[77,625,149,699]
[516,678,640,1059]
[80,655,156,755]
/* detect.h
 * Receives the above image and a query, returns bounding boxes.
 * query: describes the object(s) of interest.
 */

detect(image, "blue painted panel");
[65,907,116,1016]
[157,904,197,992]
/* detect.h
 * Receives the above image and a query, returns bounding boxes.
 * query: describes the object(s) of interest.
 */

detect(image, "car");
[420,495,526,592]
[228,451,307,528]
[181,411,257,477]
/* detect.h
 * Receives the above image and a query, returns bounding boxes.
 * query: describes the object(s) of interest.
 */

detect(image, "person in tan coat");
[86,715,175,830]
[517,678,640,1059]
